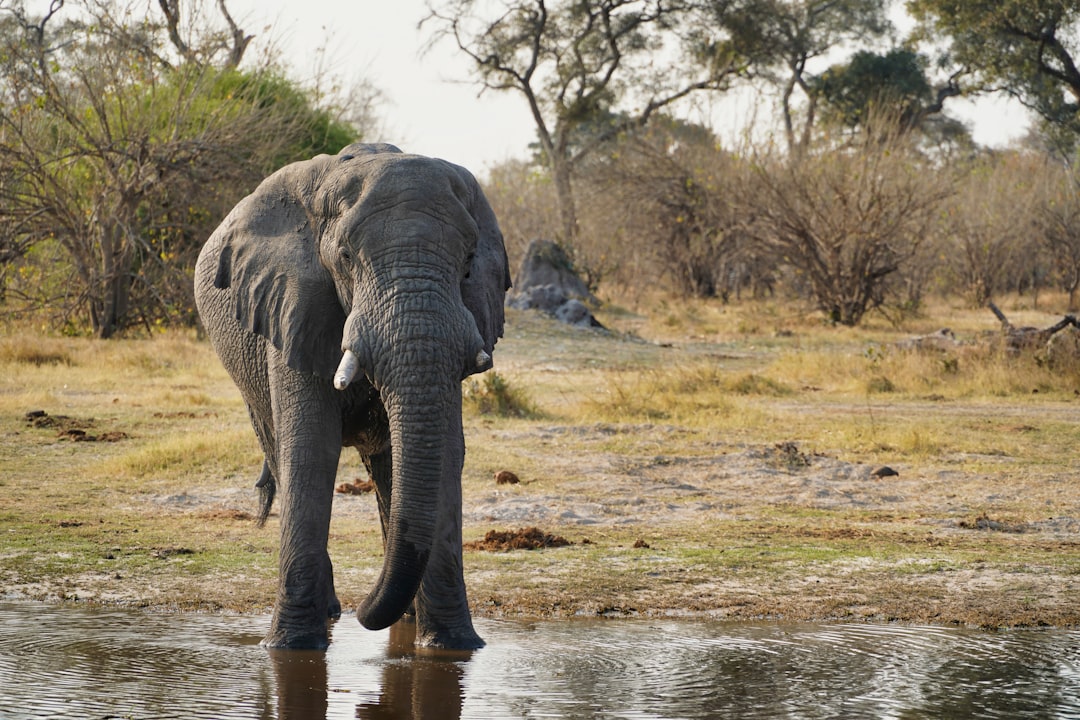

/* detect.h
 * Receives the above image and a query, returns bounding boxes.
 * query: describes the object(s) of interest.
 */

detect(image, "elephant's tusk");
[334,349,361,390]
[475,350,492,371]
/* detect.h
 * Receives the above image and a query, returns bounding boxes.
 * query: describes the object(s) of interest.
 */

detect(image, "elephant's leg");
[412,411,484,649]
[363,448,393,549]
[263,350,343,649]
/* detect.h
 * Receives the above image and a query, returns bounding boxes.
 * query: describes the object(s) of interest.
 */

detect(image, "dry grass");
[2,293,1079,626]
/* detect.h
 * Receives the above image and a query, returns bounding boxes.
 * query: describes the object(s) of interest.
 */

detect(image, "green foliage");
[817,48,933,128]
[908,0,1080,133]
[0,4,363,337]
[464,372,539,418]
[212,70,355,161]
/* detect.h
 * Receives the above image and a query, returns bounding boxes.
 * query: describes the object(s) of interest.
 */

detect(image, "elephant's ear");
[461,178,511,354]
[211,164,346,379]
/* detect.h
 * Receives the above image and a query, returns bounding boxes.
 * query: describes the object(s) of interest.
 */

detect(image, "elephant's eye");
[341,248,352,262]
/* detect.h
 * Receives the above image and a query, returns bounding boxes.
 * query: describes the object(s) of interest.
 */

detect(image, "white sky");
[230,0,539,173]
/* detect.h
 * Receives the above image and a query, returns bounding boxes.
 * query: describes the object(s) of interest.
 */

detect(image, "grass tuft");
[726,372,792,396]
[99,430,261,483]
[0,335,73,366]
[463,371,540,418]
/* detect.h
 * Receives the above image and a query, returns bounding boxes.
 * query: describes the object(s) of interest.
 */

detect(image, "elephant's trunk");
[344,286,476,632]
[356,374,457,630]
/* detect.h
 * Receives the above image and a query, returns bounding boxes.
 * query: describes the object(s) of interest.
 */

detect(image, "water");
[1,601,1078,719]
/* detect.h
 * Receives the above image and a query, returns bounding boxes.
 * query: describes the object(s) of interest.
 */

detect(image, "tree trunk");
[551,153,578,247]
[94,208,135,339]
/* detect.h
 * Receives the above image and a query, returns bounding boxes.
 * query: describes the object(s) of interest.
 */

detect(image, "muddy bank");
[9,428,1067,630]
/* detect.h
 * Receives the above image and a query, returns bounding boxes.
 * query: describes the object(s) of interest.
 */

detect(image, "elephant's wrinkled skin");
[194,143,510,650]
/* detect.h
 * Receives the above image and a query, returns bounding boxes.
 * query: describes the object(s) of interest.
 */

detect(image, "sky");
[230,0,539,172]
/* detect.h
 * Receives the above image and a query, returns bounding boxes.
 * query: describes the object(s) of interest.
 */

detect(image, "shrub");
[463,372,539,418]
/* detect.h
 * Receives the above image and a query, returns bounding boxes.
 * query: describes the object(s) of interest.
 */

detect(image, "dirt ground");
[4,304,1080,629]
[112,422,1079,629]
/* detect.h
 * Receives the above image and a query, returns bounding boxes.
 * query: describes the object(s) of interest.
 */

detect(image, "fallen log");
[987,302,1078,353]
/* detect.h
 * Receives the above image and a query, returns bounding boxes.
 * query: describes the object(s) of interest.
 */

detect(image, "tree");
[815,48,964,143]
[721,0,891,157]
[745,125,949,325]
[482,158,562,270]
[0,0,363,336]
[424,0,751,248]
[938,152,1047,307]
[1039,166,1080,309]
[585,119,756,298]
[908,0,1080,135]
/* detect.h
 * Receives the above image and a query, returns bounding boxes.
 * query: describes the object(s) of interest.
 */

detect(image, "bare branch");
[216,0,252,69]
[157,0,196,64]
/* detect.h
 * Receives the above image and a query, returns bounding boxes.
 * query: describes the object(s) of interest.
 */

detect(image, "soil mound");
[465,527,572,551]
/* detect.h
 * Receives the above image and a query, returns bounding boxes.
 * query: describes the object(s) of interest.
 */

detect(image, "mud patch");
[194,508,255,522]
[336,479,375,495]
[24,410,127,442]
[466,527,572,551]
[150,547,196,559]
[25,410,90,431]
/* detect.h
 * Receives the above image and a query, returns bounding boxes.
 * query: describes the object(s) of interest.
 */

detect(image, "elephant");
[193,142,510,650]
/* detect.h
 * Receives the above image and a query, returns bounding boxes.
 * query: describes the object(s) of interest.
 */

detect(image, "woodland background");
[3,0,1080,336]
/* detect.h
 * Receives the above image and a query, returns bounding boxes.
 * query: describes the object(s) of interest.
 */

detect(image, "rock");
[894,328,959,352]
[507,239,603,328]
[507,284,566,314]
[554,299,601,328]
[512,239,594,302]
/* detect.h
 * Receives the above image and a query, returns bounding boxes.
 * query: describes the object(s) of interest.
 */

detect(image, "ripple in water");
[1,602,1079,719]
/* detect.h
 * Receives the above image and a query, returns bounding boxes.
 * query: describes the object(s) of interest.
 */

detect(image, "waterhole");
[0,601,1077,719]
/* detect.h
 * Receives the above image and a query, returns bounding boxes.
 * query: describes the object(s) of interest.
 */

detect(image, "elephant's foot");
[261,622,331,650]
[264,599,335,650]
[327,594,342,619]
[414,619,485,651]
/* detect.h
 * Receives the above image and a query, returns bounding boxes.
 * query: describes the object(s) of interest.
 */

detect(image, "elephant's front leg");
[413,412,484,650]
[263,353,342,649]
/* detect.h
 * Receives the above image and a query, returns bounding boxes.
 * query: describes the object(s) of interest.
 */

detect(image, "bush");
[463,372,539,418]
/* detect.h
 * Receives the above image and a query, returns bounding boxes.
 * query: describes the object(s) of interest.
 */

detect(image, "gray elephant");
[194,143,510,650]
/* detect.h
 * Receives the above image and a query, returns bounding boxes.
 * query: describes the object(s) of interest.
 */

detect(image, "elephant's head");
[209,143,510,631]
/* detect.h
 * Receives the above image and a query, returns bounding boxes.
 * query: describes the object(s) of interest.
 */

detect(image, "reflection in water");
[354,622,470,720]
[268,621,470,720]
[268,647,329,720]
[0,601,1079,719]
